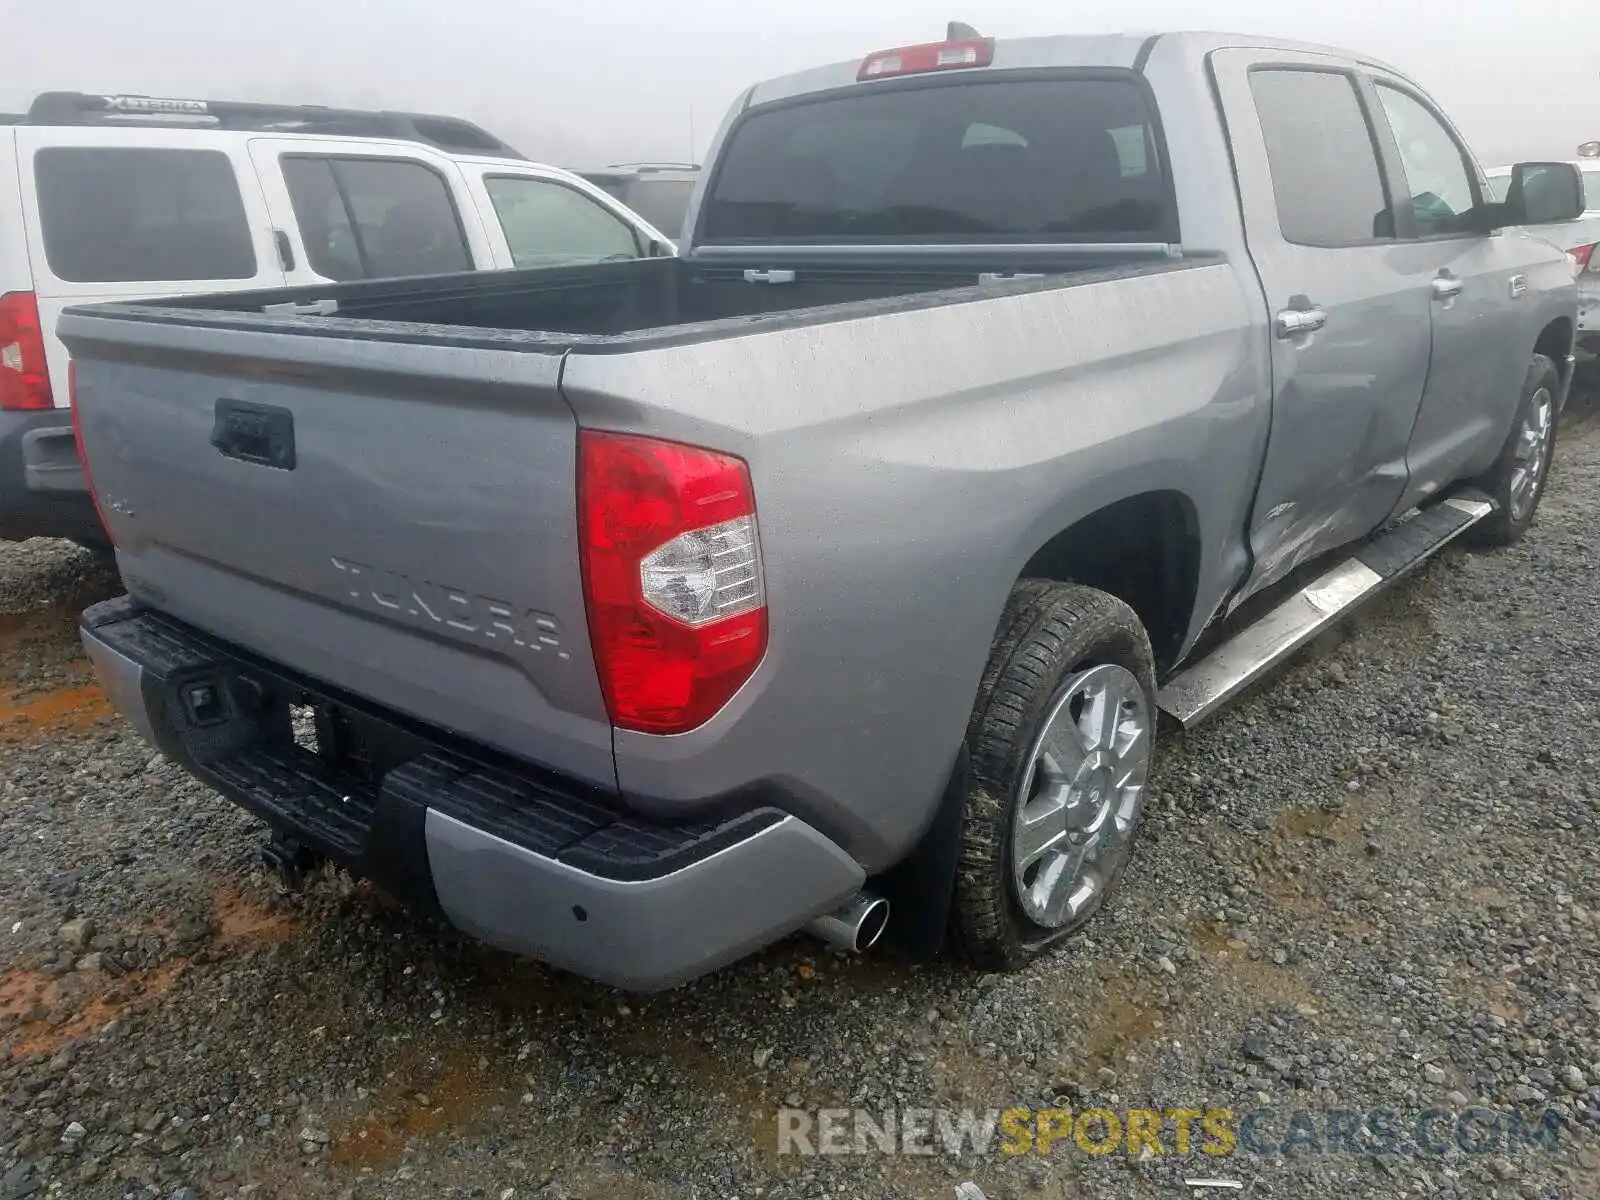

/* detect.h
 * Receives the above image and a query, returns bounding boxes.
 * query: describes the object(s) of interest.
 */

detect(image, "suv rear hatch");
[64,314,615,788]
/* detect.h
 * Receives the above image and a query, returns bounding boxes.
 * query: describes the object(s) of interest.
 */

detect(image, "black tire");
[1469,353,1561,547]
[950,580,1156,971]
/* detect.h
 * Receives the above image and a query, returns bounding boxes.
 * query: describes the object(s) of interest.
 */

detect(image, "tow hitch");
[257,833,324,889]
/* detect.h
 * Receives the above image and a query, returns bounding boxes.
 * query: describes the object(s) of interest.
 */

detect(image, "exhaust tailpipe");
[805,893,890,953]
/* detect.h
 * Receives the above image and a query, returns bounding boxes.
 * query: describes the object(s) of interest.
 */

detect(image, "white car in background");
[1486,160,1600,354]
[0,92,675,549]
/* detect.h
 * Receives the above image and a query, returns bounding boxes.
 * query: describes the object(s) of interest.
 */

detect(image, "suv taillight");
[0,292,52,410]
[578,430,767,734]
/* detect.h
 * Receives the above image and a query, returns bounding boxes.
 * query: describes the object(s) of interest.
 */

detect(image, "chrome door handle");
[1275,307,1327,338]
[1432,276,1463,300]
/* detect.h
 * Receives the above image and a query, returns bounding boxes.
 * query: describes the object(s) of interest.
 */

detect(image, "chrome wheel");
[1010,663,1152,929]
[1509,386,1554,522]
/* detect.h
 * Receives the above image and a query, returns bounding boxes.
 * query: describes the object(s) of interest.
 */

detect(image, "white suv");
[1486,159,1600,358]
[0,92,674,547]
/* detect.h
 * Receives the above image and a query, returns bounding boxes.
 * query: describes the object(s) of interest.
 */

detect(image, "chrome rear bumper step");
[1157,492,1492,729]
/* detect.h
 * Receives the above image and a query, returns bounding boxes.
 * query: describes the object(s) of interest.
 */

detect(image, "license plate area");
[285,695,431,788]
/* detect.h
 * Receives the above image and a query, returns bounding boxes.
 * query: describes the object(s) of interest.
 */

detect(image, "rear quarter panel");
[560,261,1269,867]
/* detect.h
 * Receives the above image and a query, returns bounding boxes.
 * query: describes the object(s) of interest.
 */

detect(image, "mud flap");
[874,747,968,960]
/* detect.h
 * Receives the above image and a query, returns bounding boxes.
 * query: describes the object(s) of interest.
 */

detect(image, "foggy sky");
[4,0,1593,169]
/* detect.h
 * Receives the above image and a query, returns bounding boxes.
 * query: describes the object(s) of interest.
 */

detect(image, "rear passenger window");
[280,159,363,280]
[703,77,1171,242]
[1250,70,1393,247]
[283,156,473,280]
[33,148,257,283]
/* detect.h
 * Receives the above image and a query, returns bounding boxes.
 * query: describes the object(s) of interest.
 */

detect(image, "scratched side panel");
[64,315,615,790]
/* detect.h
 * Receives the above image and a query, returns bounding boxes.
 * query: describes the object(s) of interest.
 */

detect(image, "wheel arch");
[878,487,1210,955]
[1014,489,1203,673]
[1534,315,1574,397]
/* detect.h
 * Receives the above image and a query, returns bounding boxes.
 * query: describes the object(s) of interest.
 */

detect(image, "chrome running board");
[1157,493,1493,729]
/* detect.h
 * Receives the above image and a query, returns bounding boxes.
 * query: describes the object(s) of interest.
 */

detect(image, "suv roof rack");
[596,162,701,173]
[15,92,526,158]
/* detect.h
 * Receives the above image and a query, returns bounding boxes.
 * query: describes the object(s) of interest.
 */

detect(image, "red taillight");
[858,38,994,81]
[578,430,767,735]
[1572,243,1600,273]
[0,292,53,411]
[68,362,113,542]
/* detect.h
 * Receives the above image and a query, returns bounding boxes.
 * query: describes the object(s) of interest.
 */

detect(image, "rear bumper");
[0,406,103,544]
[80,599,864,990]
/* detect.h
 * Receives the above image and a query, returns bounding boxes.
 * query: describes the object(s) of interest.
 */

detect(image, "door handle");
[1275,307,1327,338]
[211,399,296,470]
[1431,275,1463,300]
[273,229,296,272]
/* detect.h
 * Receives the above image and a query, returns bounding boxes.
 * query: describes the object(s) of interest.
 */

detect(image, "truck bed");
[95,251,1188,348]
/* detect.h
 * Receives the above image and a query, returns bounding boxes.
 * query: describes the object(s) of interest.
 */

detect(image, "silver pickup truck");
[64,30,1583,990]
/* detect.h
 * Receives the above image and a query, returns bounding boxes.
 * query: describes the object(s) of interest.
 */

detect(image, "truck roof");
[743,30,1412,108]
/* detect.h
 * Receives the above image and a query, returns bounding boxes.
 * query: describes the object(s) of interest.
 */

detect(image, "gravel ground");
[4,389,1600,1200]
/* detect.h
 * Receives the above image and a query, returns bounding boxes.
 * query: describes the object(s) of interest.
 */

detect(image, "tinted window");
[1250,70,1391,247]
[282,156,472,280]
[34,148,256,283]
[703,77,1168,242]
[1374,85,1479,237]
[281,159,363,280]
[484,176,640,268]
[620,178,696,236]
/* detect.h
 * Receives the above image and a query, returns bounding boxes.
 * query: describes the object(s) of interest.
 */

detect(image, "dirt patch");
[0,598,118,740]
[0,598,114,739]
[1448,968,1524,1024]
[1190,918,1322,1011]
[211,883,301,949]
[0,883,296,1062]
[327,1052,513,1171]
[1272,795,1372,847]
[1251,793,1385,918]
[0,680,114,742]
[0,961,187,1060]
[1073,974,1169,1078]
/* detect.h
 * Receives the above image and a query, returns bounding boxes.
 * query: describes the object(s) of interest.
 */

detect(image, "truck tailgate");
[62,312,615,789]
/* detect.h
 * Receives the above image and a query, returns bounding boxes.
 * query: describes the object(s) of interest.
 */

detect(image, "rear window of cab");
[700,75,1169,243]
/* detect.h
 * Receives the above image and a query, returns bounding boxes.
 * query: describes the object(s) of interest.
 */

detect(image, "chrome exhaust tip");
[805,893,890,953]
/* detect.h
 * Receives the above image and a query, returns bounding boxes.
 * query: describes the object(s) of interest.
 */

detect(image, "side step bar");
[1157,493,1493,729]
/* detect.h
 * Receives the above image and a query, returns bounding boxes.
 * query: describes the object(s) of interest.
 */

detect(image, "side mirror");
[1500,161,1586,225]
